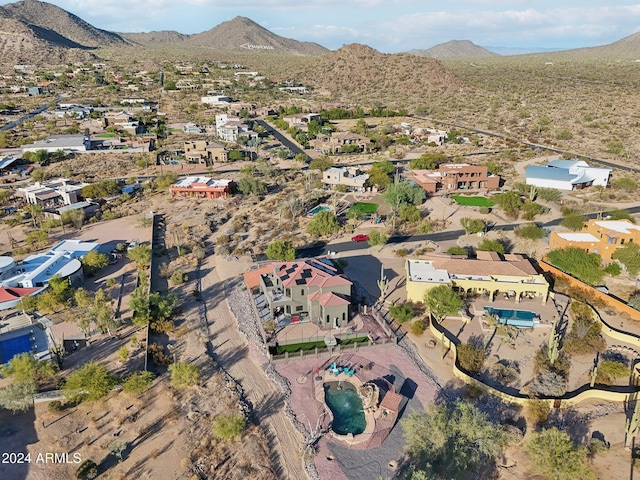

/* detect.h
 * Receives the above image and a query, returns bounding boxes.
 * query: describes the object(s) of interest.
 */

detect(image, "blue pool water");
[484,306,537,328]
[308,205,332,216]
[0,335,32,364]
[324,382,366,435]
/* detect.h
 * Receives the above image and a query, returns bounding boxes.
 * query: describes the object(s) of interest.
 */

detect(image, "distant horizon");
[0,0,639,54]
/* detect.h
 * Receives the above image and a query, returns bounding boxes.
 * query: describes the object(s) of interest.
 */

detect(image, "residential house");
[406,251,549,304]
[282,113,321,130]
[526,160,612,190]
[18,178,88,207]
[53,104,92,119]
[549,219,640,261]
[44,201,100,221]
[169,176,233,199]
[322,167,369,192]
[201,95,231,105]
[22,135,90,154]
[184,140,228,164]
[182,123,203,134]
[310,132,372,154]
[410,163,500,194]
[245,259,352,328]
[215,114,254,142]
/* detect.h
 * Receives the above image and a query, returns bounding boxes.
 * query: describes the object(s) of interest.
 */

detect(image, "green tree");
[367,160,394,188]
[476,238,505,254]
[266,240,296,261]
[399,204,422,223]
[402,400,505,480]
[81,251,109,274]
[127,244,152,267]
[90,288,115,334]
[424,285,463,322]
[547,247,604,285]
[457,341,485,373]
[122,371,154,395]
[561,213,586,231]
[368,230,388,250]
[382,181,424,207]
[460,217,485,235]
[156,172,178,189]
[0,380,37,412]
[129,287,151,326]
[608,209,635,223]
[409,153,448,170]
[447,246,468,256]
[388,303,414,323]
[168,361,201,388]
[307,210,341,236]
[0,353,56,385]
[61,208,85,229]
[31,169,49,182]
[612,176,637,193]
[213,413,246,441]
[515,223,546,240]
[81,180,119,199]
[525,428,595,480]
[63,362,117,403]
[612,243,640,275]
[237,176,267,195]
[492,191,523,218]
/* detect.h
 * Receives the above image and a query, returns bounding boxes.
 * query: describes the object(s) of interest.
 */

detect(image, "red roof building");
[169,176,233,199]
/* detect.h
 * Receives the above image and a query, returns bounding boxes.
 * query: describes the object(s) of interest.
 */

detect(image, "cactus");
[548,316,560,365]
[377,265,389,301]
[529,185,538,202]
[590,366,598,387]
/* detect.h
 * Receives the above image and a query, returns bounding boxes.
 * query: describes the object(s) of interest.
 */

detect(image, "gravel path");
[200,259,307,480]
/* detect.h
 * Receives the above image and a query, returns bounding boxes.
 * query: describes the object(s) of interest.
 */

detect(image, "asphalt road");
[298,205,640,257]
[254,119,311,162]
[0,94,66,132]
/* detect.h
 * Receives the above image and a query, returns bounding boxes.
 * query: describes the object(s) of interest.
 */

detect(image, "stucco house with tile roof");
[406,251,549,304]
[245,258,352,328]
[549,219,640,260]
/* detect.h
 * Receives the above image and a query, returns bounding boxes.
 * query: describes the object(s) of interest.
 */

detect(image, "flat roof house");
[169,176,233,199]
[406,251,549,304]
[526,160,612,191]
[322,167,369,192]
[22,135,90,154]
[184,140,228,164]
[549,219,640,260]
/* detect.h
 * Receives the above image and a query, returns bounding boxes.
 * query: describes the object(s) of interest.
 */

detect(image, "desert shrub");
[587,438,609,455]
[478,207,491,214]
[76,459,98,479]
[595,360,629,385]
[528,369,567,397]
[148,343,172,366]
[526,399,551,426]
[117,346,129,362]
[411,320,425,335]
[170,269,188,286]
[388,303,414,323]
[515,223,546,240]
[447,246,468,256]
[212,413,246,441]
[604,262,621,277]
[546,247,604,285]
[395,248,409,257]
[48,400,64,413]
[168,361,201,388]
[534,346,571,380]
[457,341,485,374]
[526,428,596,480]
[122,371,155,395]
[490,361,520,386]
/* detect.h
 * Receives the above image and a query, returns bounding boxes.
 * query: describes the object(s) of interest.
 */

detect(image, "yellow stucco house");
[406,251,549,304]
[549,219,640,261]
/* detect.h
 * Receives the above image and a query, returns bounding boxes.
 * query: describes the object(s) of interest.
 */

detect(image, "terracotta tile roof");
[0,286,40,303]
[274,260,351,289]
[380,391,403,413]
[243,265,274,290]
[318,292,350,307]
[425,253,538,277]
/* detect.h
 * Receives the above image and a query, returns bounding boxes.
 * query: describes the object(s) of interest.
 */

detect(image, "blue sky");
[4,0,640,53]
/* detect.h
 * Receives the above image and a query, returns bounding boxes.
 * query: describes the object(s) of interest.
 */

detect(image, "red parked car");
[351,234,370,242]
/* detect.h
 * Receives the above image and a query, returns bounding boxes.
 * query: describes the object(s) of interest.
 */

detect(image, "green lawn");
[338,336,370,345]
[94,133,116,138]
[270,340,326,355]
[450,195,494,207]
[349,202,379,215]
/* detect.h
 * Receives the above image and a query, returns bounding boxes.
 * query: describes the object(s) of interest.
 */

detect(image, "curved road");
[0,94,66,132]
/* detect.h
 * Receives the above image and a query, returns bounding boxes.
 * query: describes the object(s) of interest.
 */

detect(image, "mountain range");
[0,0,639,65]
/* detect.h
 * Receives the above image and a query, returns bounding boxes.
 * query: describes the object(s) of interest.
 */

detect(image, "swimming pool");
[0,334,32,364]
[324,382,366,435]
[308,205,332,216]
[484,306,537,328]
